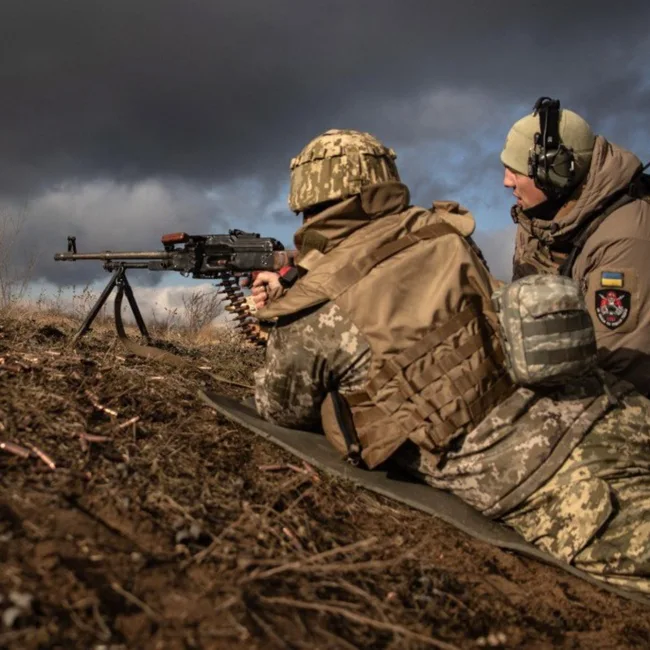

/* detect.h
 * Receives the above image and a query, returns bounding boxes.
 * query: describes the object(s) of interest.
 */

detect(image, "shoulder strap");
[327,222,458,298]
[559,192,635,277]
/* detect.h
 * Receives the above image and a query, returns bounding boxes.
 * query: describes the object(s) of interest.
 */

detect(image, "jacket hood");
[293,181,476,261]
[512,137,642,244]
[293,181,411,257]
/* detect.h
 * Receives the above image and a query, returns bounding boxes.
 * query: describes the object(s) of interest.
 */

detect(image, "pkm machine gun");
[54,230,296,346]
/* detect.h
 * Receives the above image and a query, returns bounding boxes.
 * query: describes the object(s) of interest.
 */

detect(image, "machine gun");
[54,230,296,346]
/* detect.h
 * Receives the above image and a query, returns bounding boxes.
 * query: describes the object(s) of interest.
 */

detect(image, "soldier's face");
[503,167,548,209]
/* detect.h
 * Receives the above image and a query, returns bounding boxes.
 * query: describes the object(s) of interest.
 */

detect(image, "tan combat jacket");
[512,137,650,394]
[256,182,622,518]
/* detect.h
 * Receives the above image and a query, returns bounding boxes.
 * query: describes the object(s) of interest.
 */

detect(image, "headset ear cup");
[537,158,551,190]
[529,146,576,196]
[527,97,577,197]
[547,146,575,191]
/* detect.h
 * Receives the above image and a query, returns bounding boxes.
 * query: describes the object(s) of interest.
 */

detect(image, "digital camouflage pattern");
[256,290,631,520]
[254,302,371,430]
[492,275,597,386]
[393,382,650,593]
[255,291,650,591]
[502,390,650,593]
[390,374,631,519]
[288,129,400,213]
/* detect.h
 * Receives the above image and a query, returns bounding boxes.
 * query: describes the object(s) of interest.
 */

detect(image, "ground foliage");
[1,310,649,650]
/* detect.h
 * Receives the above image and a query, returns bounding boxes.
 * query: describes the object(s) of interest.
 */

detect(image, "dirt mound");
[1,311,648,649]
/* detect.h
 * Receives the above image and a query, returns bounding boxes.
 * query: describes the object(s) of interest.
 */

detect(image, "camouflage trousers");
[398,392,650,594]
[502,392,650,594]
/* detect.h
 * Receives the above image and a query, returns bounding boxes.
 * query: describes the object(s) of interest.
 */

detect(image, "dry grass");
[0,293,649,648]
[0,210,36,311]
[8,280,237,347]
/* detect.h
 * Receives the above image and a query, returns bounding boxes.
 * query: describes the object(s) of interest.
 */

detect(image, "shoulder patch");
[595,289,631,329]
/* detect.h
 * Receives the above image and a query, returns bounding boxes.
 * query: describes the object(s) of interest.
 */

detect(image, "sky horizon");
[2,1,649,319]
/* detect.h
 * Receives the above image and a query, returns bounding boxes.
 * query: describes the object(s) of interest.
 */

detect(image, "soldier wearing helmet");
[251,129,484,308]
[501,97,650,395]
[253,128,650,596]
[250,129,403,308]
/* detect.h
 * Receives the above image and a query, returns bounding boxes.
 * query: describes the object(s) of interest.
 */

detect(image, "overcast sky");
[1,0,649,298]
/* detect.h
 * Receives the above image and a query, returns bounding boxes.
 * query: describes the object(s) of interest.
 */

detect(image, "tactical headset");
[527,96,576,197]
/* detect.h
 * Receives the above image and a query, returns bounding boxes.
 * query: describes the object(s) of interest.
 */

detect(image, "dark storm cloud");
[1,0,648,192]
[1,0,648,285]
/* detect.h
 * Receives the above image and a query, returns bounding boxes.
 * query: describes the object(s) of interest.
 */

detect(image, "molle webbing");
[355,305,513,451]
[316,217,514,467]
[520,311,591,337]
[368,307,478,393]
[525,344,597,366]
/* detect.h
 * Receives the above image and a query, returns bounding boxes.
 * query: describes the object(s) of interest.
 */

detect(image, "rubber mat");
[198,389,650,606]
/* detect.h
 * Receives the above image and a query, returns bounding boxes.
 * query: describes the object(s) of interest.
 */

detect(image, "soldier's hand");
[251,271,284,310]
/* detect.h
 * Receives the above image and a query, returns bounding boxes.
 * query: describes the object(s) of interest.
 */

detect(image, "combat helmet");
[288,129,400,213]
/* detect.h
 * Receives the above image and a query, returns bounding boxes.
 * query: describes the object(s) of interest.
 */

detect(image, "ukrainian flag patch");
[601,271,624,288]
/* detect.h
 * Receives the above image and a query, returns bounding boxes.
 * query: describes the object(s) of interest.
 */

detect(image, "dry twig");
[84,390,119,417]
[0,440,31,459]
[80,433,111,443]
[248,610,290,649]
[25,442,56,470]
[244,537,378,582]
[92,603,112,641]
[259,596,460,650]
[118,416,140,430]
[110,581,161,622]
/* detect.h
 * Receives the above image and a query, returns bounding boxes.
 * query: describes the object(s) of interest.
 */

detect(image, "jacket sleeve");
[582,236,650,394]
[512,222,549,279]
[254,302,371,430]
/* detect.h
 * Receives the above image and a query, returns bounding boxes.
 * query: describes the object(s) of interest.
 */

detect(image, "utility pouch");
[491,275,597,387]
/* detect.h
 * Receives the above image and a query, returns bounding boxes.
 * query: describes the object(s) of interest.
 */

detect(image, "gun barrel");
[54,251,172,261]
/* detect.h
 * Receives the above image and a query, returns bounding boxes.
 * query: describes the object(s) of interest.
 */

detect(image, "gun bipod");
[71,265,151,345]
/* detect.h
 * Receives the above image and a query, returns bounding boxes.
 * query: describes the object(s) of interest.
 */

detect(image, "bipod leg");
[71,268,121,345]
[116,271,151,342]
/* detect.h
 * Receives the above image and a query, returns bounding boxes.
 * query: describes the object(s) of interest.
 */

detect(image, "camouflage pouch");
[491,276,597,387]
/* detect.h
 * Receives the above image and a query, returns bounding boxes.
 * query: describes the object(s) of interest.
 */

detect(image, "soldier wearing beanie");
[501,97,650,396]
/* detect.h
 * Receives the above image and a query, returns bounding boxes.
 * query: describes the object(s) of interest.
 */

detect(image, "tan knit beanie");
[501,108,596,183]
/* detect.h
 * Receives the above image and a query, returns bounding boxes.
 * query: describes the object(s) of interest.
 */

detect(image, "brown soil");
[1,310,649,650]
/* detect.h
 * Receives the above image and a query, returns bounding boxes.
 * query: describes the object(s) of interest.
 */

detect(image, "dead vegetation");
[1,306,649,649]
[0,210,36,311]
